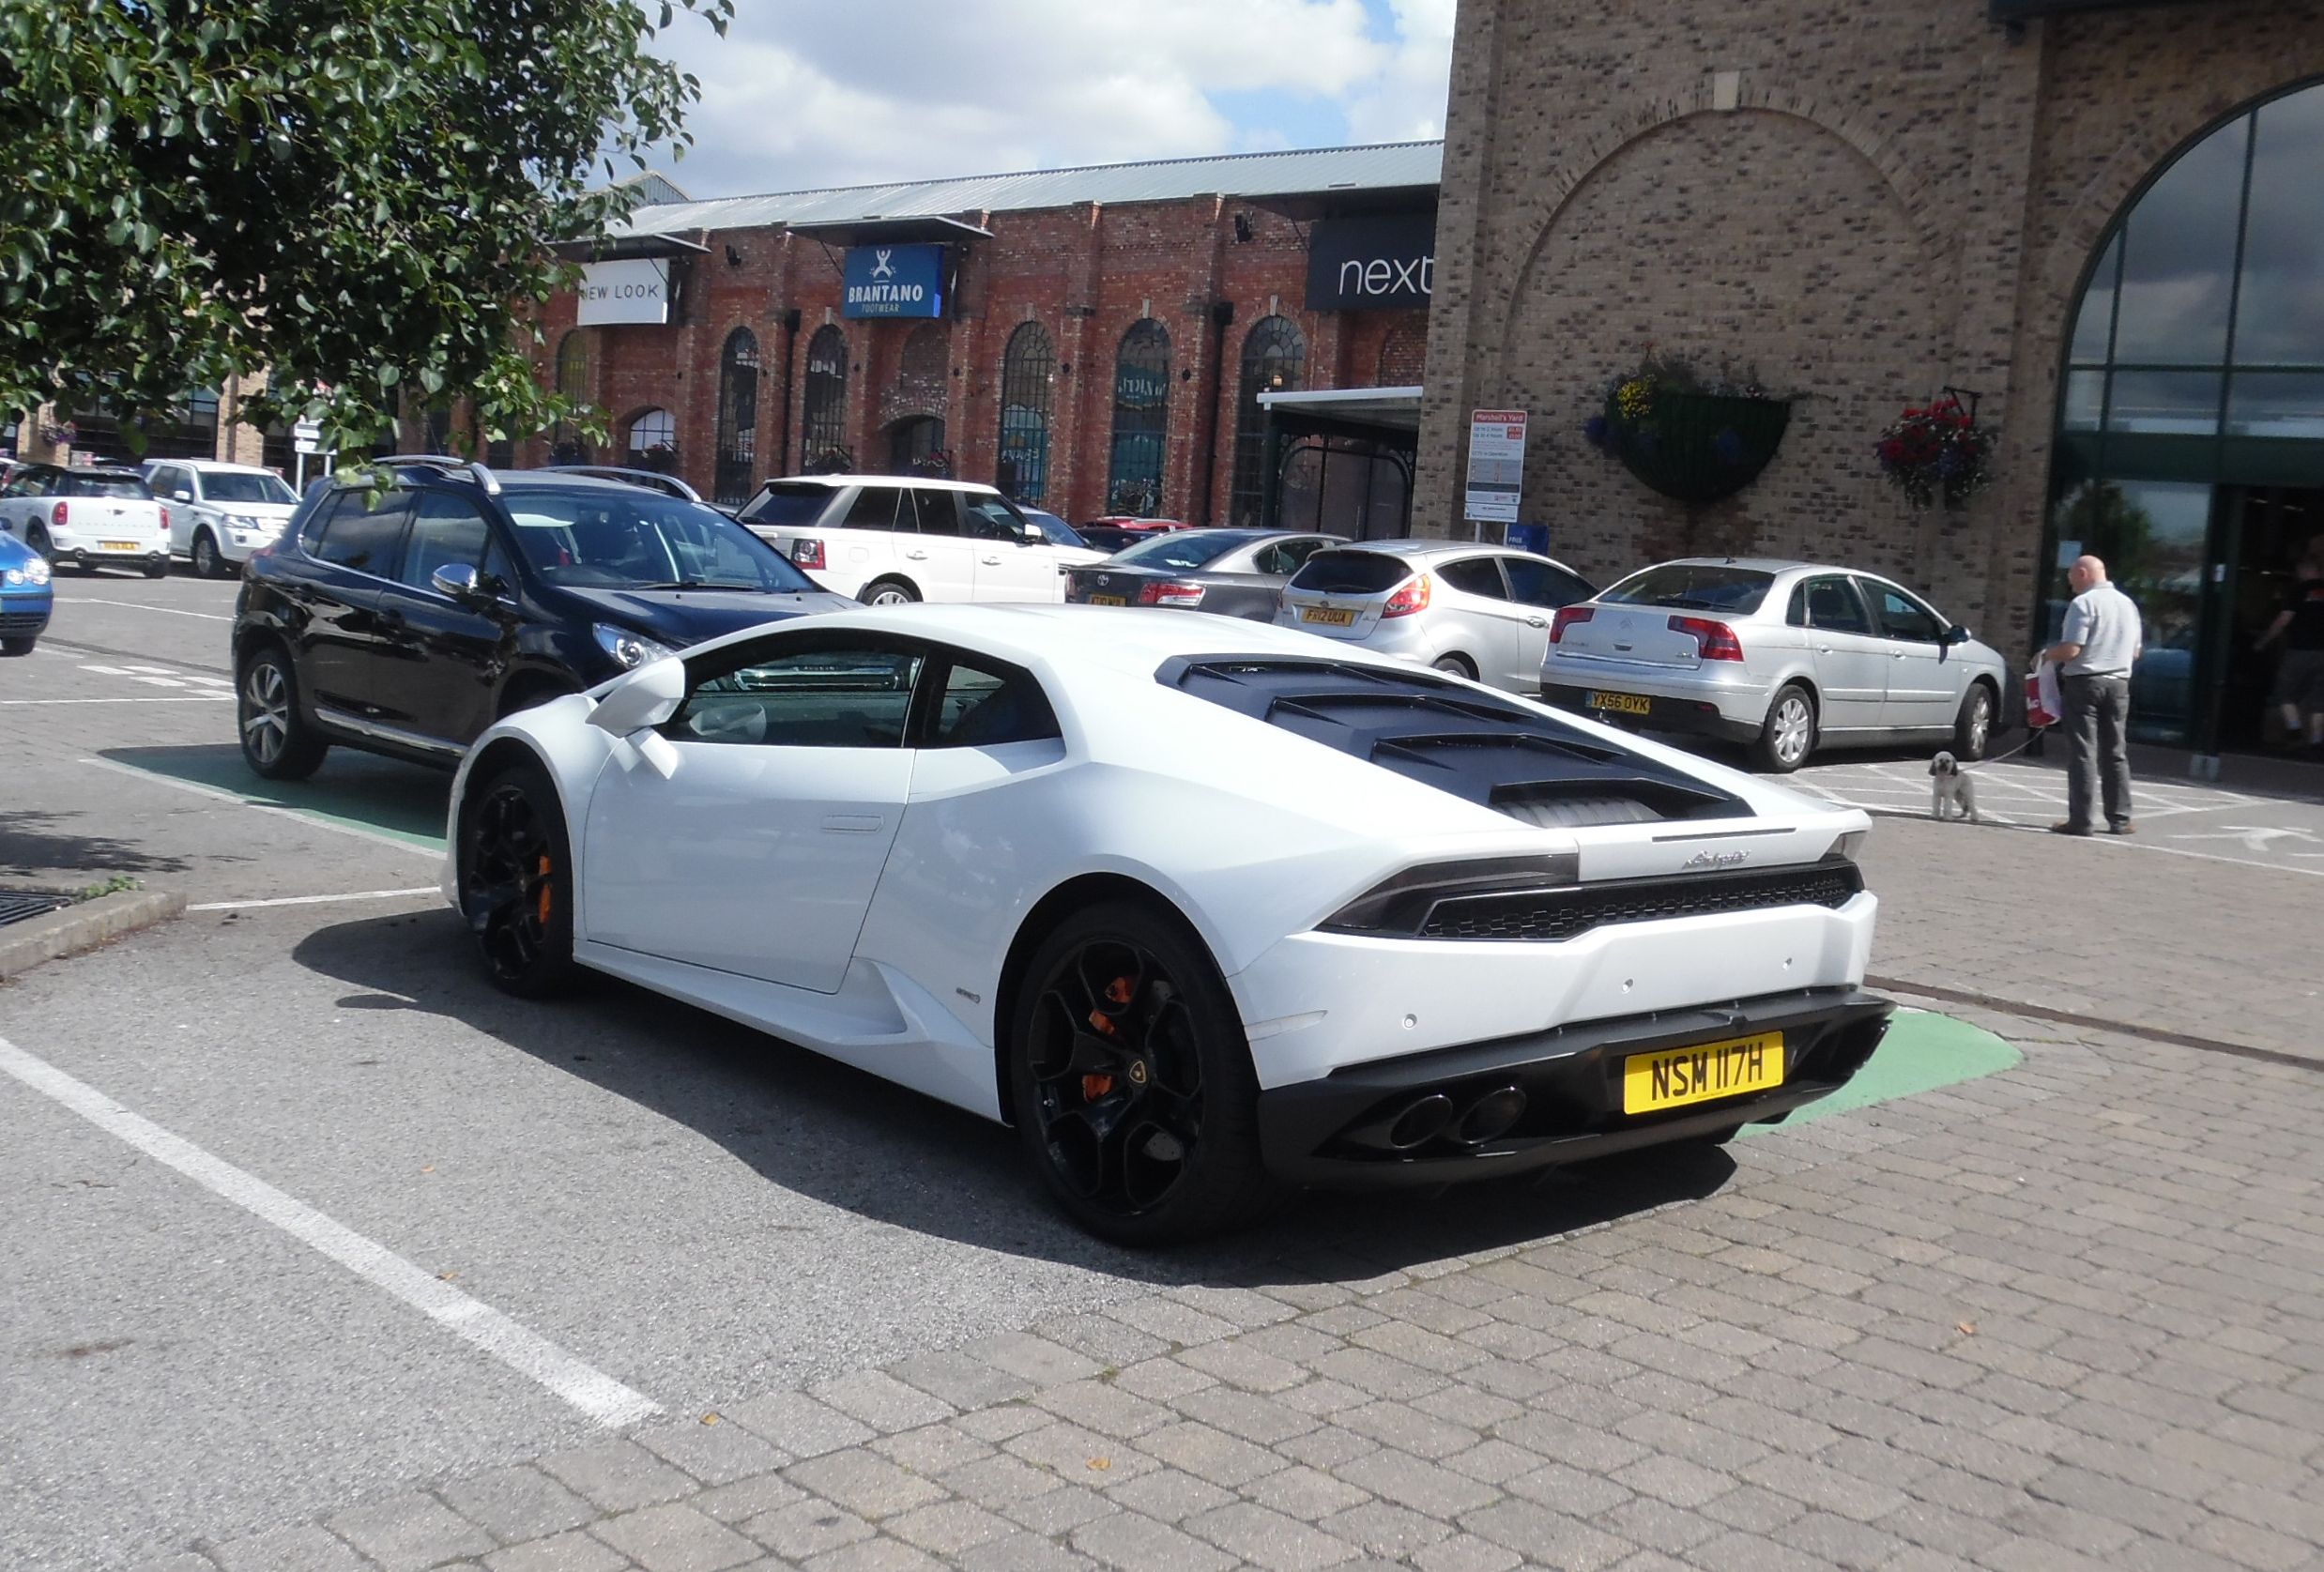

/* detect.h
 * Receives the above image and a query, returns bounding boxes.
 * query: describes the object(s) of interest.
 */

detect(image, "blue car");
[0,526,54,655]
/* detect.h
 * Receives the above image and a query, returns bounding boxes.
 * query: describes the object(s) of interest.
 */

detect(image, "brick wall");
[1419,0,2324,659]
[523,196,1429,527]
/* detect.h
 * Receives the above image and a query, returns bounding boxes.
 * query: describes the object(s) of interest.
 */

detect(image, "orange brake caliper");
[535,854,553,924]
[1082,976,1137,1101]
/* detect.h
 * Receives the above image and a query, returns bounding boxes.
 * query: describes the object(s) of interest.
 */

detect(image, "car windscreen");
[1599,563,1776,614]
[1022,511,1090,550]
[61,474,151,499]
[204,471,298,506]
[1288,549,1414,594]
[1114,531,1261,572]
[501,490,819,593]
[737,482,834,528]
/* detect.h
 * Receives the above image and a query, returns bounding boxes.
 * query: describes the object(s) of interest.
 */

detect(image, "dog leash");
[1961,727,2045,772]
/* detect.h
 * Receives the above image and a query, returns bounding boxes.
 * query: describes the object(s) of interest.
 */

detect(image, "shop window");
[552,330,591,464]
[627,407,678,474]
[1106,319,1171,516]
[1229,316,1306,527]
[802,325,849,472]
[715,328,761,506]
[997,321,1053,504]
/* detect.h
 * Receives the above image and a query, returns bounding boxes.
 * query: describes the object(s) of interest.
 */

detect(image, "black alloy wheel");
[1010,901,1270,1244]
[460,762,577,999]
[237,646,329,779]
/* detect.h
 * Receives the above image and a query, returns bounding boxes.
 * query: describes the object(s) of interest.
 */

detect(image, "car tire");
[1751,683,1817,773]
[1,636,34,657]
[237,644,329,780]
[1432,653,1476,679]
[1008,899,1275,1245]
[143,557,169,578]
[1953,682,1995,761]
[861,575,919,607]
[458,758,580,1000]
[25,525,54,564]
[191,528,223,579]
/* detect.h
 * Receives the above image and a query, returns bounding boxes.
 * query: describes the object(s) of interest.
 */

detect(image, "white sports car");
[442,605,1892,1243]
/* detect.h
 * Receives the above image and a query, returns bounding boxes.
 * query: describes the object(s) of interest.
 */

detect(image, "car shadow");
[292,908,1740,1288]
[98,743,452,845]
[0,809,193,878]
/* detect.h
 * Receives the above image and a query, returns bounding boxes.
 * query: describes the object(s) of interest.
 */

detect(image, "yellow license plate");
[1088,594,1126,606]
[1588,691,1652,715]
[1623,1032,1784,1114]
[99,540,140,552]
[1301,607,1357,627]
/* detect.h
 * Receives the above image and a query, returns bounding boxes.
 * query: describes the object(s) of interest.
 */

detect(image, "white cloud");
[642,0,1448,199]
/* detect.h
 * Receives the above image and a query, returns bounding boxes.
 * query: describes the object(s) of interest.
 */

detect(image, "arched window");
[1229,316,1306,527]
[626,407,678,473]
[1106,319,1171,516]
[714,328,760,506]
[801,325,849,472]
[2049,79,2324,751]
[996,321,1054,504]
[1378,324,1427,387]
[552,330,591,464]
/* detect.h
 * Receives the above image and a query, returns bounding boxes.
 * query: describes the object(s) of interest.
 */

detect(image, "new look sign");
[1306,212,1436,312]
[843,244,947,319]
[575,258,670,326]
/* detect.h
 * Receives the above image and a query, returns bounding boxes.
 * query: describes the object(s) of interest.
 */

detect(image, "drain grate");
[0,891,72,929]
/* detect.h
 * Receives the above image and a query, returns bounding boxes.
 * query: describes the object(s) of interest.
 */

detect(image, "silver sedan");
[1538,558,2011,771]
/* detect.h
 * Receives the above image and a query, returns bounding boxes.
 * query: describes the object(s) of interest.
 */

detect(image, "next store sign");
[843,244,947,319]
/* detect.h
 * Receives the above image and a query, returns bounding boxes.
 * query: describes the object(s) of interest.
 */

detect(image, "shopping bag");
[2025,663,2062,729]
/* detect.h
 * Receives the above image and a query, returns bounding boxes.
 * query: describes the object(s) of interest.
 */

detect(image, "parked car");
[1065,528,1344,621]
[1078,516,1193,554]
[1275,540,1597,693]
[443,603,1890,1242]
[232,460,851,779]
[0,463,170,576]
[732,475,1105,604]
[1538,558,2010,772]
[1018,508,1094,551]
[143,459,300,578]
[0,527,54,655]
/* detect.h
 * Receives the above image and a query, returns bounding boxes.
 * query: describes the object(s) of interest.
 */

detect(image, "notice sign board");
[1463,409,1527,525]
[575,258,670,326]
[843,244,946,319]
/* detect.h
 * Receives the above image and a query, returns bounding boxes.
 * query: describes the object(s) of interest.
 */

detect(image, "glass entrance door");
[2047,479,2214,745]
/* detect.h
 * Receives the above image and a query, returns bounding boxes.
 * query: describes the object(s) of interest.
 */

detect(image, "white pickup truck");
[0,463,171,577]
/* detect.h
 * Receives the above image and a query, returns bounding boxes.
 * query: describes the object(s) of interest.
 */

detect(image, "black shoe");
[2110,820,2134,835]
[2049,822,2093,837]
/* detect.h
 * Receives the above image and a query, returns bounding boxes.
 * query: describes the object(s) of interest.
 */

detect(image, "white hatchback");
[1275,540,1598,694]
[735,475,1104,604]
[144,459,300,577]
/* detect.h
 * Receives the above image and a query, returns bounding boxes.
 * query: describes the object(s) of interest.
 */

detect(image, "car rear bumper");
[1256,985,1891,1189]
[1540,681,1763,742]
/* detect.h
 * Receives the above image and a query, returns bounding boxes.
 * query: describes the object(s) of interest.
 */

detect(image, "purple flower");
[1582,414,1611,450]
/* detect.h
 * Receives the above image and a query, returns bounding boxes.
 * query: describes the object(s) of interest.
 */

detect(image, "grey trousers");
[2061,673,2133,831]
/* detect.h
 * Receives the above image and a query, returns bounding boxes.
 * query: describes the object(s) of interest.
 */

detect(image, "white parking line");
[0,1033,660,1427]
[77,757,440,859]
[189,888,442,912]
[68,598,236,621]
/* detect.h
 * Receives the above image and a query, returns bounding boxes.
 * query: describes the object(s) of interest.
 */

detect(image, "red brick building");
[519,145,1441,530]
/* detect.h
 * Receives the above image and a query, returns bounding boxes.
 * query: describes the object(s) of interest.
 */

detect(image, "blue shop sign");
[843,244,946,319]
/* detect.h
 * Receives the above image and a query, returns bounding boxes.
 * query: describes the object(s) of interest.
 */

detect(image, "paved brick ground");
[146,820,2324,1572]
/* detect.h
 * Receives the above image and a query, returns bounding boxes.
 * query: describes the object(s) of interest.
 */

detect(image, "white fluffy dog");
[1929,751,1979,824]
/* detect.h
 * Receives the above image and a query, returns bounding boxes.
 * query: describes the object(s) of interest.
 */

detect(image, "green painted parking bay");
[99,744,450,851]
[1739,1007,2022,1137]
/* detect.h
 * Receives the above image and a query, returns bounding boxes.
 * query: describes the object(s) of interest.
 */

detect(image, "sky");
[640,0,1456,201]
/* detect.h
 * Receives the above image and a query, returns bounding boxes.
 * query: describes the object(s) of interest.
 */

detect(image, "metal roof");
[609,142,1443,240]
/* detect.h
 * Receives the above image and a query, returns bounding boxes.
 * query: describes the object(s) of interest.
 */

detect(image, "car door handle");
[1524,615,1548,629]
[903,549,929,560]
[1817,644,1835,654]
[980,555,1003,566]
[822,814,883,833]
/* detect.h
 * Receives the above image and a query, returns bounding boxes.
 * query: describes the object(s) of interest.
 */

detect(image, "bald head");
[2067,555,2109,594]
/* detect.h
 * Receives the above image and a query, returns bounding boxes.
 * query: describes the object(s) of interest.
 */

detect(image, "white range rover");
[734,475,1104,604]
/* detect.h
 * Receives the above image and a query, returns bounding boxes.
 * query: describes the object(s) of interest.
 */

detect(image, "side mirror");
[588,655,687,738]
[1022,521,1046,542]
[173,489,193,504]
[431,562,482,603]
[1943,624,1973,646]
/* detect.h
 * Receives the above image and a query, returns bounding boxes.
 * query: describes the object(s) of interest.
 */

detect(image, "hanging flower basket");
[1874,394,1995,510]
[1583,354,1795,505]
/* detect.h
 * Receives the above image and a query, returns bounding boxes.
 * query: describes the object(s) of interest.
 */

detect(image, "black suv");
[232,460,851,778]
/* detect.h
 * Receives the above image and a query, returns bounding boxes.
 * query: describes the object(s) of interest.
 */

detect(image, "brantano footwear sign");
[843,244,947,319]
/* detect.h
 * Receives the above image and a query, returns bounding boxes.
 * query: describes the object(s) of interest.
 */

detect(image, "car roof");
[170,460,280,474]
[763,474,1001,496]
[68,467,146,481]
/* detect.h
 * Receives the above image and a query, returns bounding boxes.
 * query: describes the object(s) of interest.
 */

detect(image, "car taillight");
[160,503,171,530]
[1383,573,1431,618]
[1669,615,1745,661]
[790,538,825,570]
[51,500,67,527]
[1136,579,1205,607]
[1550,605,1594,643]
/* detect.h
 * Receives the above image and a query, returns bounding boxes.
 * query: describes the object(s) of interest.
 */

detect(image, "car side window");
[910,491,963,537]
[925,656,1061,748]
[668,642,925,749]
[1502,557,1592,607]
[1800,576,1873,634]
[1865,581,1945,642]
[310,487,414,576]
[1438,557,1510,600]
[1251,542,1292,575]
[397,492,497,591]
[842,487,903,530]
[148,466,180,500]
[962,496,1026,542]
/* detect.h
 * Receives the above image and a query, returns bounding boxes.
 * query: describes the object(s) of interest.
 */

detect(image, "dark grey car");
[1063,529,1343,621]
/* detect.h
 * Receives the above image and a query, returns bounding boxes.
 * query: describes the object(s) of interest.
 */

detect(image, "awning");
[785,215,996,246]
[1259,385,1423,444]
[552,232,711,262]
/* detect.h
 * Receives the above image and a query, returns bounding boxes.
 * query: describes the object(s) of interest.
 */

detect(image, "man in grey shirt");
[2041,555,2140,836]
